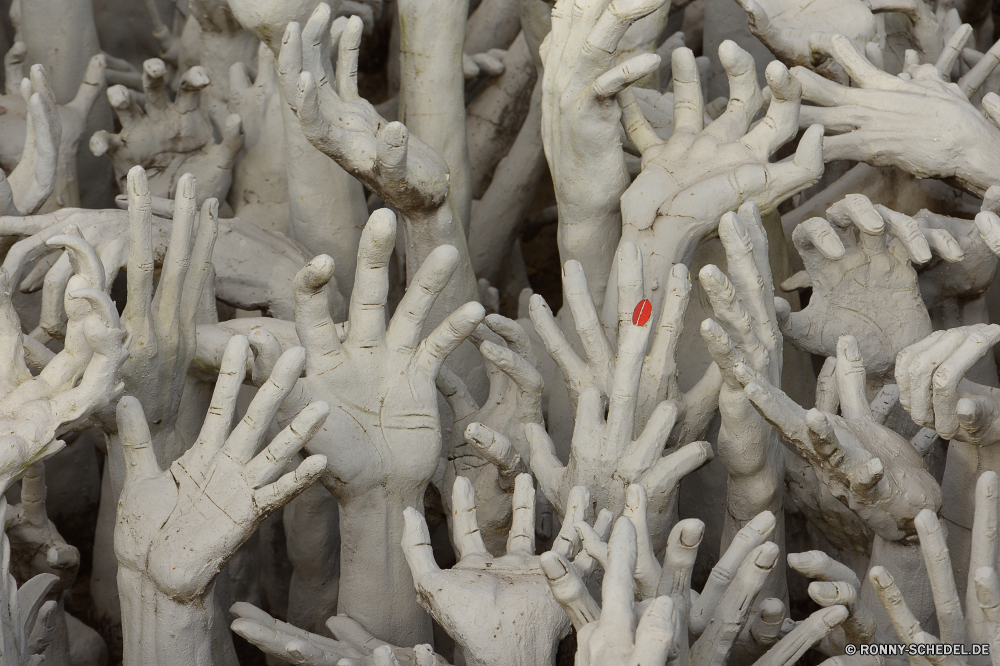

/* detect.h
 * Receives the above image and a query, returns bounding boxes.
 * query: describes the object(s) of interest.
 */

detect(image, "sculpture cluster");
[5,0,1000,664]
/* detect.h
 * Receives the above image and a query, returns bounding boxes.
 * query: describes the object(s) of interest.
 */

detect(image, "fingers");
[562,260,614,372]
[525,422,567,509]
[671,47,705,136]
[914,509,966,646]
[506,473,536,556]
[743,375,811,449]
[464,423,523,487]
[932,324,1000,439]
[479,340,543,400]
[68,54,106,116]
[754,606,849,666]
[226,347,307,464]
[175,66,211,114]
[386,245,460,353]
[450,475,491,561]
[601,517,640,633]
[401,507,441,585]
[124,166,155,350]
[836,336,873,421]
[141,58,170,109]
[552,485,592,559]
[646,264,690,388]
[630,596,676,666]
[809,33,906,90]
[593,53,660,99]
[873,204,933,264]
[720,203,777,350]
[115,396,161,482]
[252,454,327,514]
[934,23,973,78]
[742,61,802,158]
[657,518,704,602]
[605,315,654,450]
[869,566,923,643]
[413,302,486,378]
[528,294,587,388]
[624,484,661,599]
[335,16,363,101]
[541,551,601,631]
[346,210,396,348]
[749,598,786,651]
[691,511,776,635]
[691,542,780,664]
[975,210,1000,257]
[616,242,645,337]
[152,173,198,337]
[244,401,331,489]
[197,335,250,451]
[641,440,713,504]
[706,40,764,142]
[959,38,1000,97]
[787,550,861,588]
[301,4,334,89]
[179,198,219,327]
[294,255,342,376]
[969,472,1000,635]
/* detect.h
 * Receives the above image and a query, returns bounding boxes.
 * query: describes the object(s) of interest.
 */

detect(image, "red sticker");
[632,299,652,326]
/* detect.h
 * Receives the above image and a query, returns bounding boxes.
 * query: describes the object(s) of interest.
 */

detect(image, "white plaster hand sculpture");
[730,0,881,71]
[275,9,480,335]
[740,335,941,544]
[281,210,485,646]
[911,209,997,332]
[736,335,942,636]
[539,0,671,310]
[895,323,1000,596]
[4,461,108,666]
[226,43,290,234]
[699,204,786,567]
[90,59,244,206]
[529,242,722,451]
[231,602,450,666]
[525,252,715,551]
[615,43,824,320]
[778,194,935,380]
[551,515,679,666]
[4,463,78,592]
[401,475,574,666]
[112,339,330,666]
[93,166,217,491]
[84,166,218,624]
[795,32,1000,197]
[436,316,542,554]
[0,201,329,322]
[787,550,878,655]
[554,504,850,666]
[0,497,59,666]
[0,45,105,211]
[0,269,126,493]
[866,472,1000,665]
[0,60,60,217]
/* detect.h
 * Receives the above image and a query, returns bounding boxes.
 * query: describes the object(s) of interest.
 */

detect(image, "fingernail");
[755,543,779,568]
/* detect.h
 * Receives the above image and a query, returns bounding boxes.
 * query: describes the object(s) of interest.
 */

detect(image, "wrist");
[336,490,433,646]
[118,568,225,666]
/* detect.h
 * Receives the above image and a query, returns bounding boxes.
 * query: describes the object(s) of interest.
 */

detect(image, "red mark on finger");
[633,299,652,326]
